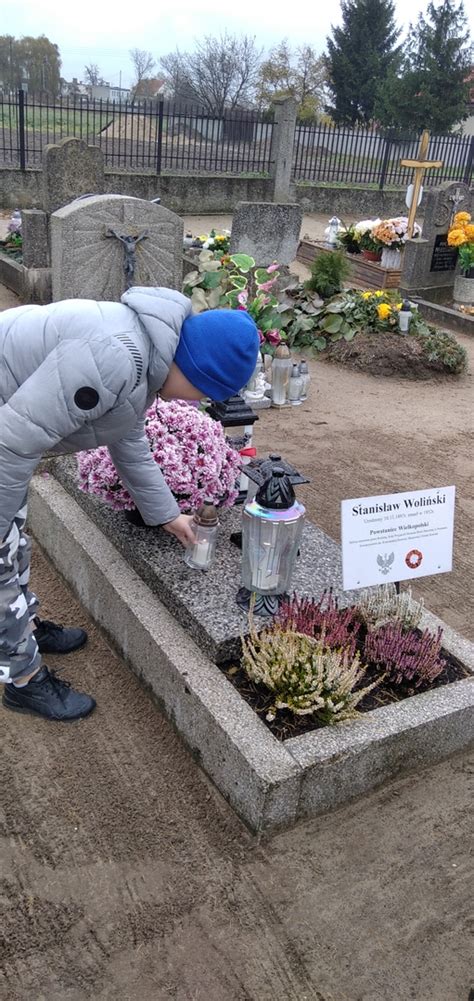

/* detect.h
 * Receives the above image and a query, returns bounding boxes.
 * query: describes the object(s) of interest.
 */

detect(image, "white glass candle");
[288,364,303,404]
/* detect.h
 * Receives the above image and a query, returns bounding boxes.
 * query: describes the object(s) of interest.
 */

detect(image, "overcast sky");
[3,0,473,87]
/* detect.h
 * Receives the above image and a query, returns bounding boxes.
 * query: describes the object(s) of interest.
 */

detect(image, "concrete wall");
[0,165,416,219]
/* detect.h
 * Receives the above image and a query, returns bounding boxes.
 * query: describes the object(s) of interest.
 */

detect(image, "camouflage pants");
[0,502,40,683]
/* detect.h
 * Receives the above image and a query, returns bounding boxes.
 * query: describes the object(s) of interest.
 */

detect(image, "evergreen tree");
[326,0,401,124]
[375,0,472,133]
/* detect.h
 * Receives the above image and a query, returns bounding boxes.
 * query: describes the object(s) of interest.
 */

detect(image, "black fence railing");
[293,122,474,188]
[1,90,473,188]
[0,90,274,174]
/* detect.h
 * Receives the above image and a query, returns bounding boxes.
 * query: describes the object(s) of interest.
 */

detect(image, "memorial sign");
[430,234,458,273]
[341,486,455,590]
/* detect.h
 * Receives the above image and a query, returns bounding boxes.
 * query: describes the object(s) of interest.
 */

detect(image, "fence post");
[269,97,297,202]
[18,89,26,170]
[463,135,474,186]
[378,132,392,191]
[156,98,164,175]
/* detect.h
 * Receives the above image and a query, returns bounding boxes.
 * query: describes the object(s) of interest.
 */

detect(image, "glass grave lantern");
[207,395,258,452]
[237,467,306,617]
[207,395,259,504]
[184,500,219,571]
[244,453,310,503]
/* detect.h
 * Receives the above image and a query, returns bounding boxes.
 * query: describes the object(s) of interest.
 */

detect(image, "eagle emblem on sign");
[377,552,395,575]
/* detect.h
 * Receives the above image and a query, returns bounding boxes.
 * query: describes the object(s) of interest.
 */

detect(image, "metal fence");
[293,122,474,188]
[0,90,274,174]
[1,90,473,187]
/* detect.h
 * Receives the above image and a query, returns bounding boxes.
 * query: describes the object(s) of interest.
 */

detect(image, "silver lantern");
[238,467,305,616]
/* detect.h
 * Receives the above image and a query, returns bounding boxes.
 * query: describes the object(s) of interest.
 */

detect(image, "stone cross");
[448,187,465,223]
[400,130,443,237]
[105,228,149,288]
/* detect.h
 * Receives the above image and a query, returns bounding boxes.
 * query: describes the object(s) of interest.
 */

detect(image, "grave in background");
[400,181,472,303]
[230,201,303,267]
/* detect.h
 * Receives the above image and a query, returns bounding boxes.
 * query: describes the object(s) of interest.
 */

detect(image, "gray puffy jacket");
[0,286,192,540]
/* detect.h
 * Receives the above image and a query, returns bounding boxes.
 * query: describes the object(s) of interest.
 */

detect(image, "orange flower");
[464,224,474,241]
[447,228,467,247]
[377,303,391,320]
[453,211,471,226]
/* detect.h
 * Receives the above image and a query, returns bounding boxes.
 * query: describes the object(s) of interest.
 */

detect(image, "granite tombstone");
[400,182,472,303]
[42,137,105,216]
[230,201,303,267]
[50,193,183,301]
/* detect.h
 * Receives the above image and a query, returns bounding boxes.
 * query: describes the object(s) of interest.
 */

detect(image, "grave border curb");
[29,476,474,833]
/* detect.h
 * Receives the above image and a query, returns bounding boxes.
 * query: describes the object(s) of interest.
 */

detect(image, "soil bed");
[222,632,468,742]
[323,329,465,379]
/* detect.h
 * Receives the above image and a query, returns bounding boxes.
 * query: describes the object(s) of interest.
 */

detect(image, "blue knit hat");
[174,309,260,401]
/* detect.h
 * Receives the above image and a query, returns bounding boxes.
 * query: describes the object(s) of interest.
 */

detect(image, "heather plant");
[242,623,375,724]
[355,584,424,633]
[364,623,445,687]
[77,399,241,513]
[277,592,360,657]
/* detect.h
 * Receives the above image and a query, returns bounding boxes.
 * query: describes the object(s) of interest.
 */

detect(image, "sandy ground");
[1,270,473,1000]
[1,543,473,1001]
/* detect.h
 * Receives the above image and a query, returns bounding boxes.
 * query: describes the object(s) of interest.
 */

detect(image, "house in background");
[132,78,169,101]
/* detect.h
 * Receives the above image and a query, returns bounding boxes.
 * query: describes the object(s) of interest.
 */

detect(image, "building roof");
[133,78,167,99]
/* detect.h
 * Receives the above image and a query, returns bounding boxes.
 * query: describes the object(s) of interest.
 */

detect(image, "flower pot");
[380,247,402,269]
[362,249,382,262]
[453,274,474,307]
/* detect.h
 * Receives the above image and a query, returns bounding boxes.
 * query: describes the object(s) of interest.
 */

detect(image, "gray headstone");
[401,182,472,301]
[21,209,49,268]
[50,194,183,301]
[230,201,303,266]
[42,137,105,215]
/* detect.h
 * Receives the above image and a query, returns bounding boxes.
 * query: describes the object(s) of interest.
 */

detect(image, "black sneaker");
[2,666,96,721]
[34,617,88,655]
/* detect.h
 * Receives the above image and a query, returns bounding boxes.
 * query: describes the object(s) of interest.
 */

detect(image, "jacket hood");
[121,287,192,391]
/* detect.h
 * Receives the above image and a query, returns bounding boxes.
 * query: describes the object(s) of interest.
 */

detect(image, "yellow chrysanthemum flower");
[377,303,392,320]
[447,229,467,247]
[361,291,372,299]
[464,224,474,241]
[374,290,385,297]
[395,302,403,310]
[453,212,471,226]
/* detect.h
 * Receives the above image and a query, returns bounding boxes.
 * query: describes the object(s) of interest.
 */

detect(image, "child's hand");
[162,514,196,548]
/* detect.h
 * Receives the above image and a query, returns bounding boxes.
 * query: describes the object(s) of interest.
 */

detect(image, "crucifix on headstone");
[400,130,443,238]
[105,227,149,288]
[447,186,466,224]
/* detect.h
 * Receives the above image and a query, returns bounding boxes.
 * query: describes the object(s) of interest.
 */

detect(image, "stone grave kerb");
[401,181,472,302]
[50,193,183,301]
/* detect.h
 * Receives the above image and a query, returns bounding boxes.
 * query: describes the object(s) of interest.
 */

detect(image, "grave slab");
[51,456,362,663]
[29,472,474,833]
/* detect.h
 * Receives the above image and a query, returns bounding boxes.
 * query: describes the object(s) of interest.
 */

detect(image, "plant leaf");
[320,314,343,333]
[191,287,210,313]
[230,253,255,272]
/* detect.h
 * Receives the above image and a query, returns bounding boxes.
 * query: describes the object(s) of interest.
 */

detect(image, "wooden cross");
[400,130,443,238]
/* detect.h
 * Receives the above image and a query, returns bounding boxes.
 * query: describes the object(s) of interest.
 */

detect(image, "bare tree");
[257,40,328,121]
[159,33,262,114]
[129,48,156,97]
[84,63,101,86]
